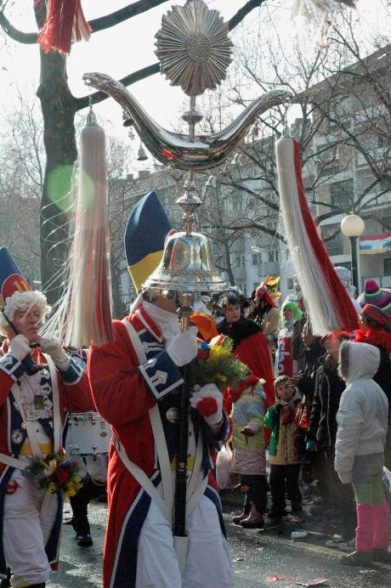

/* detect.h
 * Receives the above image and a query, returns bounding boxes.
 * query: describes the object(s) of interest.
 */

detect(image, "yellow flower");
[64,487,76,498]
[48,459,57,473]
[47,482,57,494]
[64,479,82,499]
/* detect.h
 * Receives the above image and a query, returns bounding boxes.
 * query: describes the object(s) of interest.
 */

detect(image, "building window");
[252,253,262,265]
[267,249,279,263]
[384,258,391,276]
[330,179,353,210]
[381,217,391,232]
[287,278,294,290]
[232,199,242,212]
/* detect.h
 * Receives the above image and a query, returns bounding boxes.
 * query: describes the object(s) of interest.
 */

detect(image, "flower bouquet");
[23,452,82,498]
[189,334,250,392]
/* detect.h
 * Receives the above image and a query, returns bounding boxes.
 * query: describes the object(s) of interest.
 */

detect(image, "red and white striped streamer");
[276,137,359,335]
[37,0,91,55]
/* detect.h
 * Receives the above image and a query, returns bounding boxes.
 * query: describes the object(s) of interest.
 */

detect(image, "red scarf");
[354,327,391,354]
[225,375,260,404]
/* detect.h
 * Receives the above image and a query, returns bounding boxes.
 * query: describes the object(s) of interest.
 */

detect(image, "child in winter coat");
[265,375,303,519]
[335,341,390,566]
[230,375,268,528]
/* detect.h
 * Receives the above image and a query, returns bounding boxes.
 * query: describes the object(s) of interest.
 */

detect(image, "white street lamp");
[340,214,365,293]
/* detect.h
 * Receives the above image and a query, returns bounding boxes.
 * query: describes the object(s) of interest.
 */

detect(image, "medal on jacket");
[166,407,179,423]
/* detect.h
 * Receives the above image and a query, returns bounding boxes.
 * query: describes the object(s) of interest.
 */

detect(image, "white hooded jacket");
[334,341,388,483]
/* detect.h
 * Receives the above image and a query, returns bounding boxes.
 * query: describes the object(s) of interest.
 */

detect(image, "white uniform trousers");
[3,470,58,587]
[136,494,233,587]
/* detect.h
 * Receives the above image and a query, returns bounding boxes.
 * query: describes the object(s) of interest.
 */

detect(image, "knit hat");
[359,279,391,318]
[361,304,390,328]
[334,266,351,287]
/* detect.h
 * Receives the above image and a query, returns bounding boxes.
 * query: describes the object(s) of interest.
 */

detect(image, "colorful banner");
[359,231,391,255]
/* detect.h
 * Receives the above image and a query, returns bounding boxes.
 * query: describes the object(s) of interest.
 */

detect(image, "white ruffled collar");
[142,301,180,343]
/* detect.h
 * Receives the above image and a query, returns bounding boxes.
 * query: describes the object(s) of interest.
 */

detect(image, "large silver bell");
[143,230,226,294]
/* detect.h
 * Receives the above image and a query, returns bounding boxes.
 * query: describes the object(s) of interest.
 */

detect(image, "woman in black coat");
[306,332,355,541]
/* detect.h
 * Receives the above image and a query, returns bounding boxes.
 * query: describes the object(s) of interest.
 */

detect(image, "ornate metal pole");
[174,292,193,540]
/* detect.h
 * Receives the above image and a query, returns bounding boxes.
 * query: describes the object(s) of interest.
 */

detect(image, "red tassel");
[37,0,91,55]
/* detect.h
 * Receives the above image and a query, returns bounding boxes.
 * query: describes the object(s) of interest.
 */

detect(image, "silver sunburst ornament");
[155,0,233,96]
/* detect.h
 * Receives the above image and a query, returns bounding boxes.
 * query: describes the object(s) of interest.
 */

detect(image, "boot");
[340,550,372,567]
[373,501,390,552]
[233,501,251,525]
[372,548,391,563]
[232,511,249,525]
[0,568,11,588]
[291,500,303,513]
[355,503,375,553]
[76,532,93,547]
[240,504,264,529]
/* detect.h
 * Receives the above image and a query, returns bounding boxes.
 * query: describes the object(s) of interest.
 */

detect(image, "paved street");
[46,500,391,587]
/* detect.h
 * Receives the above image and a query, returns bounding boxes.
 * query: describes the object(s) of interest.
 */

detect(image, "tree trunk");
[34,3,78,304]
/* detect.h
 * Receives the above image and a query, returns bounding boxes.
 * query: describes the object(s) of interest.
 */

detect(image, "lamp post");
[340,214,365,294]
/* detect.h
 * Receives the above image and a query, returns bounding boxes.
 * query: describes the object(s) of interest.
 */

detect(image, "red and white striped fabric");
[275,137,359,336]
[36,0,91,55]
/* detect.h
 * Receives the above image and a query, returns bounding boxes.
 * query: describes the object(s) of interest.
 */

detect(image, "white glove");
[9,334,31,362]
[190,383,223,426]
[38,336,70,369]
[166,326,198,367]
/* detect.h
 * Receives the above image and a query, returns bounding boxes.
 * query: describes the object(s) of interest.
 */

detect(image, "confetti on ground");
[296,578,328,587]
[266,575,295,582]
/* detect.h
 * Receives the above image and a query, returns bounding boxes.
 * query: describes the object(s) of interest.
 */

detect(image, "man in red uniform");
[88,192,233,587]
[88,290,233,587]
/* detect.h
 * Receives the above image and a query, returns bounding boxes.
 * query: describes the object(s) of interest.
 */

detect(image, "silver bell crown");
[143,229,226,295]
